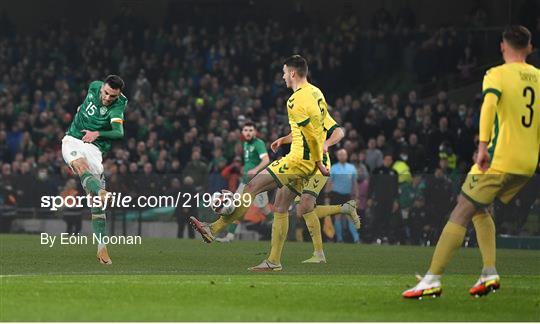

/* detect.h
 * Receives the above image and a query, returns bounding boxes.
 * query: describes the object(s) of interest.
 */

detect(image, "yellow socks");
[303,210,323,253]
[267,212,289,265]
[210,192,254,234]
[472,212,496,270]
[428,221,466,275]
[210,217,230,234]
[314,205,341,218]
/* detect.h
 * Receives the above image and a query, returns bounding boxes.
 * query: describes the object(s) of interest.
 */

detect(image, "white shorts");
[61,135,104,176]
[237,182,269,208]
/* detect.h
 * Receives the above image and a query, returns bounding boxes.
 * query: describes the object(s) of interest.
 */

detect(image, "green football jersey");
[242,138,268,183]
[67,81,127,154]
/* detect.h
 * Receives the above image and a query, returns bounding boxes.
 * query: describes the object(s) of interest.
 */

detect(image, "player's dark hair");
[283,55,308,78]
[243,121,256,129]
[104,75,125,90]
[502,25,531,50]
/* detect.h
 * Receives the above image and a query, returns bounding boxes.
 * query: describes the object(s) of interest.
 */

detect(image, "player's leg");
[190,170,278,243]
[296,174,325,262]
[62,135,108,201]
[62,137,111,264]
[249,185,297,271]
[212,170,277,231]
[255,191,274,220]
[469,174,529,296]
[469,209,499,296]
[267,186,297,265]
[297,193,326,263]
[403,166,501,298]
[402,194,477,298]
[215,222,238,243]
[314,201,360,229]
[70,158,103,196]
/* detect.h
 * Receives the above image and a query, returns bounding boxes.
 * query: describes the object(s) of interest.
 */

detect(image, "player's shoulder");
[304,83,325,100]
[113,93,128,110]
[293,84,324,105]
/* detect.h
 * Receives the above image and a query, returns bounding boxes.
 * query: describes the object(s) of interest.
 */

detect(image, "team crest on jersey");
[100,107,107,115]
[70,151,77,157]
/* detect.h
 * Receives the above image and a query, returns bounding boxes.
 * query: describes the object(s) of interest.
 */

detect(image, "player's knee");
[275,205,289,214]
[244,182,257,195]
[450,194,477,225]
[298,200,314,216]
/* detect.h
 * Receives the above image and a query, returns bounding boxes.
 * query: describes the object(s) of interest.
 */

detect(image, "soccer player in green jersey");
[61,75,127,265]
[216,122,273,243]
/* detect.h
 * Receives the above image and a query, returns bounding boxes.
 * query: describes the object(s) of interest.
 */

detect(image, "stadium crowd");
[1,5,539,243]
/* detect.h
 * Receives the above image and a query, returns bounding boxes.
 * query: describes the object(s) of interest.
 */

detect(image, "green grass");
[1,234,539,321]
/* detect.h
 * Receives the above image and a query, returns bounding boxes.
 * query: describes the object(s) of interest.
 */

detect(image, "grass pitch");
[1,234,539,321]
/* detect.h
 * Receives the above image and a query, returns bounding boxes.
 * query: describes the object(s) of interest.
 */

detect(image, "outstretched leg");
[403,194,477,298]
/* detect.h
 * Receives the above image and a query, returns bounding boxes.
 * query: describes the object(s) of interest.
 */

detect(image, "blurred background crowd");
[1,0,539,244]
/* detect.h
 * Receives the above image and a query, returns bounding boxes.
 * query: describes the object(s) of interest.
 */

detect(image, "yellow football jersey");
[287,83,328,162]
[481,62,540,175]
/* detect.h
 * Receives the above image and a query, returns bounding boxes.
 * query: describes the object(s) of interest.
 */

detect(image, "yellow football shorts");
[461,164,531,207]
[266,155,317,196]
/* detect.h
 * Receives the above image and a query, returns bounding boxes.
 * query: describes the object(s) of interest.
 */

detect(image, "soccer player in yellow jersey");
[403,25,540,299]
[247,111,360,270]
[190,55,330,260]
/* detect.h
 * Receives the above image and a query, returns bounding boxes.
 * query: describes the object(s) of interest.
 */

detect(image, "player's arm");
[82,121,124,142]
[82,105,126,142]
[300,103,329,175]
[249,141,270,176]
[477,68,501,171]
[302,121,328,176]
[98,121,125,139]
[251,154,269,173]
[324,125,344,153]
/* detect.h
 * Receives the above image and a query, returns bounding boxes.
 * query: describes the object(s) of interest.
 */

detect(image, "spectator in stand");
[424,166,455,236]
[60,178,82,235]
[365,138,383,172]
[182,150,209,192]
[367,152,399,243]
[328,149,359,243]
[173,177,195,239]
